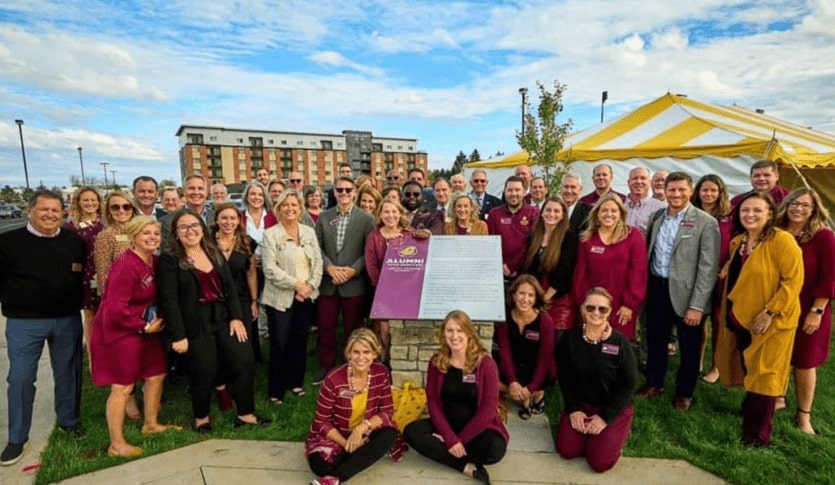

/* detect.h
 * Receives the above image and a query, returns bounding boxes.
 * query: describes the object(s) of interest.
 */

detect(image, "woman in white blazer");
[261,189,323,404]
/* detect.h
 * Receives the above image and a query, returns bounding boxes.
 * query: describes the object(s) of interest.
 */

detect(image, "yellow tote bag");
[391,381,427,432]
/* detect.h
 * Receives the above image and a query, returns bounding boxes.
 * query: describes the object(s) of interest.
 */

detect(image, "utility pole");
[77,147,86,185]
[110,170,117,187]
[101,162,110,187]
[518,87,528,136]
[600,90,608,123]
[14,119,30,189]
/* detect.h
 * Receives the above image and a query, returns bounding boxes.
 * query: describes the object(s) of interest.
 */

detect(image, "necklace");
[582,323,611,345]
[348,362,372,394]
[217,236,235,254]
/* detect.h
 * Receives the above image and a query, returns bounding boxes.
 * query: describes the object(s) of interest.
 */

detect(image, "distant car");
[0,204,23,219]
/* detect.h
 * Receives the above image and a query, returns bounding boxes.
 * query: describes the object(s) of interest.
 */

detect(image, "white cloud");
[309,51,385,77]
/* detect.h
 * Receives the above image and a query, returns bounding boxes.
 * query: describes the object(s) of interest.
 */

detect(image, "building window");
[386,144,392,149]
[187,133,204,144]
[268,139,274,144]
[237,138,244,143]
[281,140,287,145]
[372,143,382,152]
[321,140,333,150]
[209,136,217,141]
[296,140,304,146]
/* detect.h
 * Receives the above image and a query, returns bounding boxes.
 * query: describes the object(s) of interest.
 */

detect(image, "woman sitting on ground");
[405,310,508,484]
[494,274,555,420]
[305,328,398,485]
[555,287,637,472]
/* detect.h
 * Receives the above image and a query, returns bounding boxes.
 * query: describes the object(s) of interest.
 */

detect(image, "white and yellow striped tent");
[465,93,835,212]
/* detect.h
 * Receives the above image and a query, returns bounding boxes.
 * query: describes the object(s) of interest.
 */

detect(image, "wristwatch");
[811,307,825,315]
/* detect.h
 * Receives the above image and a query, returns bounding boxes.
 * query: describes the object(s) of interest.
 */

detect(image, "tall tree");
[469,149,481,163]
[516,80,574,193]
[452,151,468,174]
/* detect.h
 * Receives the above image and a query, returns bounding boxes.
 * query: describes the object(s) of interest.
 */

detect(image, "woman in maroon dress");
[90,216,177,458]
[64,186,104,353]
[572,194,647,340]
[692,174,733,383]
[776,188,835,434]
[523,196,578,336]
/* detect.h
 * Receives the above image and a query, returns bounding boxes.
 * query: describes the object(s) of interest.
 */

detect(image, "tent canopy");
[467,92,835,169]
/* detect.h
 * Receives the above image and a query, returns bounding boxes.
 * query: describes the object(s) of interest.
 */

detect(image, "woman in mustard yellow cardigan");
[715,192,803,447]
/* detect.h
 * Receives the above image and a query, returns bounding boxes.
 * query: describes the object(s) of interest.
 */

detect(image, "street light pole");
[14,119,30,189]
[110,170,117,187]
[100,162,110,187]
[77,147,86,186]
[600,90,608,124]
[518,87,528,137]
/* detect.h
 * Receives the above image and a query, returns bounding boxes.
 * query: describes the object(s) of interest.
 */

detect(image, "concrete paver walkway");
[0,312,725,484]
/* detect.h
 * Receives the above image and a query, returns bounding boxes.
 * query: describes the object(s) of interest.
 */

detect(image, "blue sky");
[0,0,831,188]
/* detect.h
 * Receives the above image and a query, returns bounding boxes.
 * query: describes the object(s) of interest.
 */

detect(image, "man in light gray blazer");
[637,172,720,411]
[313,176,375,382]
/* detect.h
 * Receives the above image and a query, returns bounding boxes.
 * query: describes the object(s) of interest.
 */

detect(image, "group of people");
[0,159,832,484]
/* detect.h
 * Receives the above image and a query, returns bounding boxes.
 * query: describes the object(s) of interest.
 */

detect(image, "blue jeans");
[5,316,82,444]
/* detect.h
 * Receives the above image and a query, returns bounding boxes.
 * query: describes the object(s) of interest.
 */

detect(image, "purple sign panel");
[370,235,428,319]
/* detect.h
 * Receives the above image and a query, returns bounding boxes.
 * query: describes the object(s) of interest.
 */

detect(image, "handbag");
[391,380,427,432]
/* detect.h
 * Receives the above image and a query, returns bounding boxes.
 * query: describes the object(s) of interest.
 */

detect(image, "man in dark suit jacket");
[314,176,375,381]
[638,172,719,411]
[325,163,354,209]
[160,175,215,251]
[469,169,502,220]
[560,173,591,234]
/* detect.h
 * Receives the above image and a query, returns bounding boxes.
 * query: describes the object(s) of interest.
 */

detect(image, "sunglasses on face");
[387,175,400,181]
[584,305,611,314]
[289,179,302,184]
[404,192,422,198]
[110,204,133,212]
[471,179,487,184]
[334,187,354,194]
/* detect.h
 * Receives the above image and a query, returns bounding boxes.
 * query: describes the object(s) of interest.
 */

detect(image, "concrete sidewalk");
[1,311,726,484]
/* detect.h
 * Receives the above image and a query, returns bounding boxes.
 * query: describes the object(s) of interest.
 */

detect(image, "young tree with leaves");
[516,80,573,194]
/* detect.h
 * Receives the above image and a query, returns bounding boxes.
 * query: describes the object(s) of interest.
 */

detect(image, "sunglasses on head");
[110,203,133,212]
[584,304,610,314]
[334,187,354,194]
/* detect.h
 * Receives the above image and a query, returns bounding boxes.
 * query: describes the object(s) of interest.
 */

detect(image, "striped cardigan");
[304,362,397,462]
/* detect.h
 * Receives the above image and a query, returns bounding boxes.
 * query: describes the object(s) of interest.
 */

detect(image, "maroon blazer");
[240,210,278,230]
[425,355,509,447]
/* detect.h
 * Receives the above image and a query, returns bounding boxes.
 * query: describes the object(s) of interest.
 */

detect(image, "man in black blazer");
[469,169,502,220]
[561,173,591,234]
[314,176,375,382]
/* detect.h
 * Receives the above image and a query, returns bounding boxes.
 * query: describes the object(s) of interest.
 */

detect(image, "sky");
[0,0,832,188]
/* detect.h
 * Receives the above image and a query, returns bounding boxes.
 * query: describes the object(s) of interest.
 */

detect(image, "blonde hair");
[581,194,630,243]
[433,310,487,374]
[344,328,382,361]
[103,191,138,226]
[125,216,160,241]
[451,192,480,223]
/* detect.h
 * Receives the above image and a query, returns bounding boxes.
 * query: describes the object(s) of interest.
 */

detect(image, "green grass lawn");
[38,326,835,484]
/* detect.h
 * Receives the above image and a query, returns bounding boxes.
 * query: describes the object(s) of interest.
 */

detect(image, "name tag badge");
[462,373,476,384]
[329,218,339,226]
[680,220,695,228]
[524,330,540,341]
[141,274,154,287]
[116,234,129,242]
[591,245,605,254]
[339,389,357,398]
[500,217,512,225]
[71,262,83,272]
[601,343,620,355]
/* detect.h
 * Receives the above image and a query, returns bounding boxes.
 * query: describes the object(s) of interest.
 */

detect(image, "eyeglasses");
[471,179,487,184]
[584,305,611,314]
[788,201,813,210]
[109,203,133,212]
[289,179,302,184]
[334,187,354,194]
[387,175,400,181]
[176,222,202,233]
[403,192,422,198]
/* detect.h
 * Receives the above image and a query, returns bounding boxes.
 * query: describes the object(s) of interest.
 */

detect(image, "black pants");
[308,427,397,481]
[404,418,507,472]
[186,326,255,419]
[266,299,313,399]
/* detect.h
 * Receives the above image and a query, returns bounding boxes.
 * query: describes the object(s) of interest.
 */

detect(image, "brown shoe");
[672,397,692,411]
[636,386,665,399]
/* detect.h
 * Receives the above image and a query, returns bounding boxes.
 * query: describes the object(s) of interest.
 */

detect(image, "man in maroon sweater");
[0,190,86,466]
[487,176,539,281]
[730,159,790,208]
